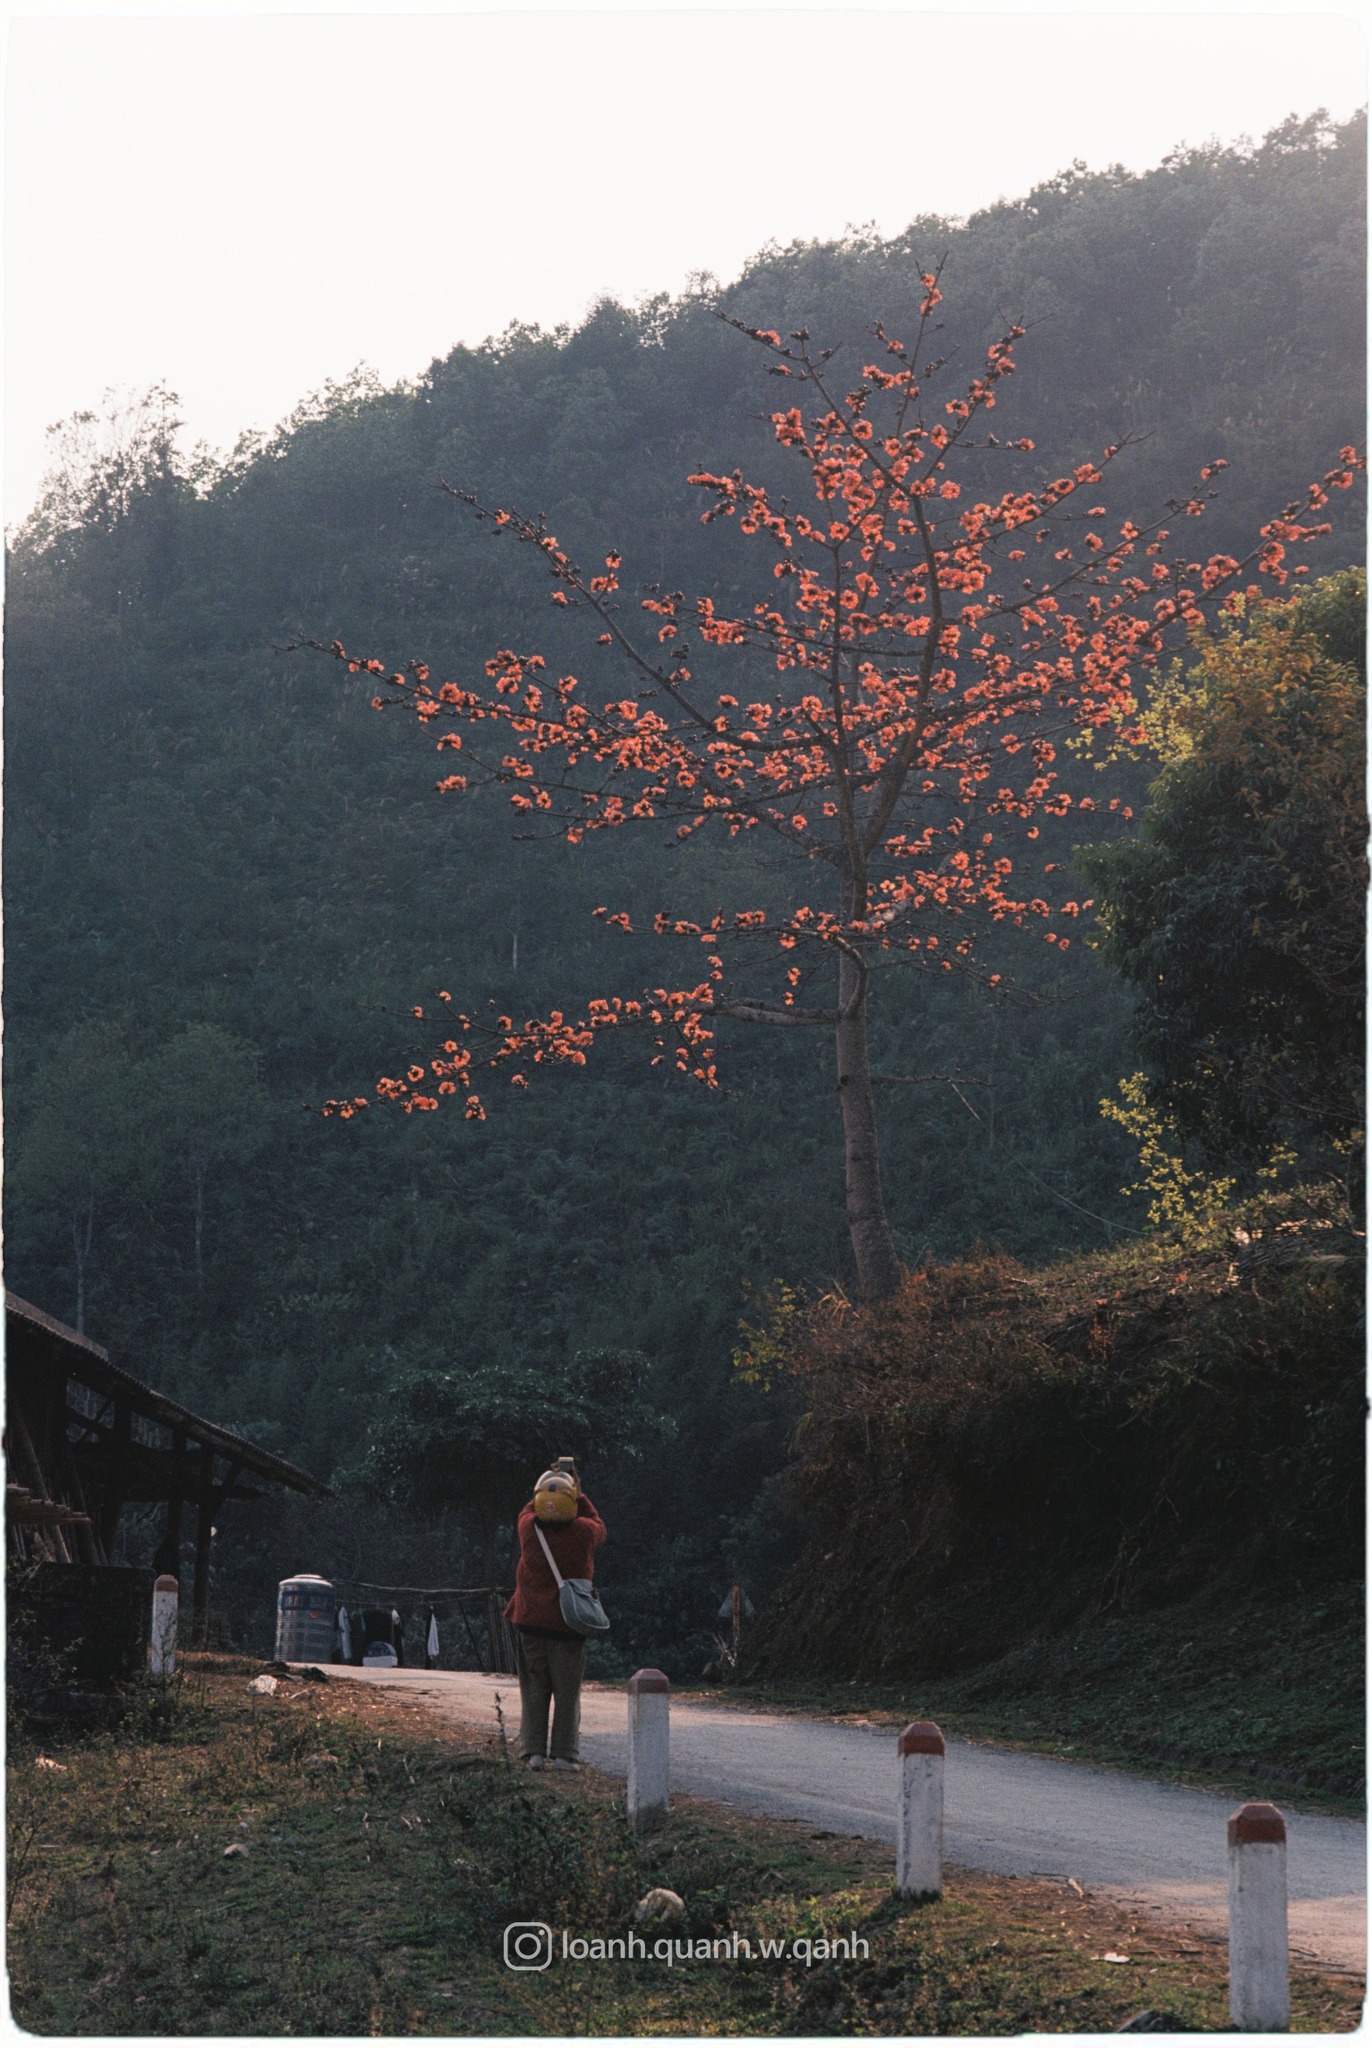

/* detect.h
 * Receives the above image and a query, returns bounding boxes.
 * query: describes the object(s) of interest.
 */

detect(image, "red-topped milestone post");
[150,1574,179,1678]
[628,1668,670,1833]
[897,1721,945,1896]
[1228,1801,1290,2030]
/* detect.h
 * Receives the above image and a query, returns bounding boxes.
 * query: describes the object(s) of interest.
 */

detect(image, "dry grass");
[5,1656,1361,2035]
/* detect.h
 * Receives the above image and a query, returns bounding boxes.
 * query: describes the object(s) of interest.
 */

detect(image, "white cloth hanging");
[337,1606,353,1661]
[426,1610,440,1662]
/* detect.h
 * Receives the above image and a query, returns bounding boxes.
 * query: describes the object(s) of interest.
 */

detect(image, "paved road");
[327,1667,1366,1975]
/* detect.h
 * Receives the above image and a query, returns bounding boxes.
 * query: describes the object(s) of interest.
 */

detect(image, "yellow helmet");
[534,1465,578,1524]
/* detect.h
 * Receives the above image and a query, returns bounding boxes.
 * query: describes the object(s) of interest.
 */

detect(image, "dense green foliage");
[4,112,1363,1665]
[1080,570,1366,1179]
[346,1347,671,1571]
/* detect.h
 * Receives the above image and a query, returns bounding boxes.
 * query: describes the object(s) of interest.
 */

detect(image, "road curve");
[327,1666,1365,1976]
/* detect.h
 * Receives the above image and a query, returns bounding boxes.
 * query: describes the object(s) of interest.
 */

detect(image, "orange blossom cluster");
[312,302,1361,1117]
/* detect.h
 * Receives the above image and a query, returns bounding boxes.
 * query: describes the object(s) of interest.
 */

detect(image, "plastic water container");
[274,1574,336,1663]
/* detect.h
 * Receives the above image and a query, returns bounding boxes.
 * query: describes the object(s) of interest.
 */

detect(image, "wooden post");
[485,1589,516,1675]
[56,1437,100,1564]
[155,1427,187,1583]
[1228,1801,1289,2031]
[191,1447,214,1644]
[627,1668,670,1832]
[192,1458,242,1647]
[896,1721,945,1897]
[99,1398,131,1559]
[155,1493,183,1582]
[150,1574,179,1677]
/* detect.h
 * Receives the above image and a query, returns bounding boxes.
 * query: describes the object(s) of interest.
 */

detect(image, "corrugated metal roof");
[5,1292,329,1497]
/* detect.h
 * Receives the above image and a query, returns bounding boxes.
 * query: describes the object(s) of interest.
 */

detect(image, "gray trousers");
[515,1629,587,1760]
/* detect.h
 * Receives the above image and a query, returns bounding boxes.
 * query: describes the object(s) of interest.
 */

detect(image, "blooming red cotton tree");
[308,281,1361,1301]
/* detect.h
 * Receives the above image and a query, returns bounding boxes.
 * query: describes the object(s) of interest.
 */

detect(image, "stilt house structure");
[6,1293,328,1637]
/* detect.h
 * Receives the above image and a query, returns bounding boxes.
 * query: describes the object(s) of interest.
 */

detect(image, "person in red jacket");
[504,1460,606,1770]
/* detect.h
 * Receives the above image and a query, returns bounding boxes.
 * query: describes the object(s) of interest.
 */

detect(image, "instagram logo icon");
[504,1922,554,1971]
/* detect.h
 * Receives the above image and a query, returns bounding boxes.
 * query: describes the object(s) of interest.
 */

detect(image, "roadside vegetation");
[738,1188,1363,1810]
[6,1662,1360,2035]
[719,1586,1362,1818]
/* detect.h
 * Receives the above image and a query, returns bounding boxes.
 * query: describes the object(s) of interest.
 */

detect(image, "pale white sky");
[3,1,1366,524]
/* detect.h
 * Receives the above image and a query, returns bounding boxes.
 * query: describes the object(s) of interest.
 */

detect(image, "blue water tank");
[274,1574,336,1663]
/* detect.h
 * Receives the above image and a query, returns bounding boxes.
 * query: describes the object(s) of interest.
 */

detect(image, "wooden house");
[6,1292,328,1641]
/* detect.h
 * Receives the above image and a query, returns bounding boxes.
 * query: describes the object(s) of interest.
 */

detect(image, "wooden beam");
[69,1412,289,1505]
[6,1484,93,1528]
[9,1402,71,1564]
[73,1443,220,1493]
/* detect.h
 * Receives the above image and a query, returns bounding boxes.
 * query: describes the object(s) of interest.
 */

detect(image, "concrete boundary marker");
[627,1668,670,1832]
[897,1720,944,1896]
[150,1574,179,1678]
[1228,1800,1290,2031]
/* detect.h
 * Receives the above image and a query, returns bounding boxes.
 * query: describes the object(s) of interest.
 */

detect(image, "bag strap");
[534,1522,566,1588]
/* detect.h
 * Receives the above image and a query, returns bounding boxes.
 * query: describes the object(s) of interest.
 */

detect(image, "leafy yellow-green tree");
[1080,569,1366,1179]
[1098,1072,1236,1231]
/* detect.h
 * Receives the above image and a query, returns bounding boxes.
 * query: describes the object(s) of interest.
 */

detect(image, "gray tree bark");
[835,947,904,1303]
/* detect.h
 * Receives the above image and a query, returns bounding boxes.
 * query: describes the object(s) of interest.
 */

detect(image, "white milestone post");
[896,1721,945,1897]
[150,1573,179,1678]
[627,1668,670,1833]
[1228,1801,1290,2031]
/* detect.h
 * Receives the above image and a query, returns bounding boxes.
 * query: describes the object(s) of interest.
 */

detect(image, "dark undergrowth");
[741,1191,1364,1806]
[5,1666,1360,2034]
[711,1580,1363,1815]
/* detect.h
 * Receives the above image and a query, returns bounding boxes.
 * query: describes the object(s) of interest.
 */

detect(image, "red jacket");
[504,1493,606,1635]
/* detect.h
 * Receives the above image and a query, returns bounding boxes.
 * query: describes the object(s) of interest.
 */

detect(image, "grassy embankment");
[737,1195,1364,1813]
[6,1659,1359,2036]
[698,1585,1363,1817]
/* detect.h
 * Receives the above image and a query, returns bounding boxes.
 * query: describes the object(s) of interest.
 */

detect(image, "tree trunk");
[191,1159,206,1291]
[835,949,904,1302]
[480,1507,512,1675]
[72,1188,95,1334]
[480,1509,496,1594]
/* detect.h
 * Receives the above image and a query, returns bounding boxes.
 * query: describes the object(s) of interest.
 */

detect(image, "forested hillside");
[5,111,1364,1664]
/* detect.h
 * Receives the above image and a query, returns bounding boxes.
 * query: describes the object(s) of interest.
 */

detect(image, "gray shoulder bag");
[535,1522,611,1637]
